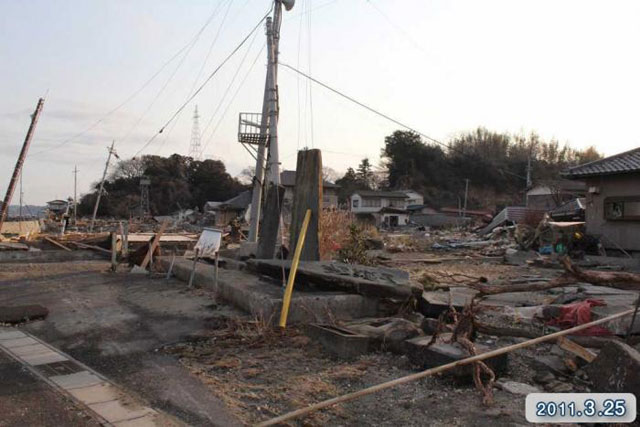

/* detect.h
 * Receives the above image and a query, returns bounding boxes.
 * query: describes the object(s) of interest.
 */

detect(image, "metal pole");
[0,98,45,233]
[90,141,116,232]
[73,165,78,225]
[247,18,275,242]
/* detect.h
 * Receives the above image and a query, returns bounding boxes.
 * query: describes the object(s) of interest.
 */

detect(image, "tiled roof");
[563,147,640,178]
[353,190,409,199]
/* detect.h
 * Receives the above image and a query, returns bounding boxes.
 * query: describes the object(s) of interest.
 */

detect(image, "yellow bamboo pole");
[257,307,635,426]
[279,209,312,328]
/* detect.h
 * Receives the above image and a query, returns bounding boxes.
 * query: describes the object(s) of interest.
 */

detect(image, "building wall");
[584,174,640,251]
[285,186,338,209]
[350,194,407,213]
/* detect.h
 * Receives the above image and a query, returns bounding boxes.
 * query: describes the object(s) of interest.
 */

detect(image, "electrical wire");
[200,41,267,154]
[28,1,226,158]
[132,7,272,157]
[280,61,527,181]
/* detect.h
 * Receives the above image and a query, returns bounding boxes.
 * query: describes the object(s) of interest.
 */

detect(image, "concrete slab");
[405,333,508,381]
[88,400,155,423]
[9,343,52,356]
[0,330,27,340]
[21,350,68,366]
[113,414,159,426]
[68,383,120,405]
[50,371,104,390]
[0,336,39,348]
[159,257,379,324]
[586,340,640,395]
[306,324,371,359]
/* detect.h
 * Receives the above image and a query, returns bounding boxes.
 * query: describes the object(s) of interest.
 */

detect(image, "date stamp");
[526,393,636,423]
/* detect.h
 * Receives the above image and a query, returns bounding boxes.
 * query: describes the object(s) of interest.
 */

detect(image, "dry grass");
[319,209,356,260]
[165,316,373,425]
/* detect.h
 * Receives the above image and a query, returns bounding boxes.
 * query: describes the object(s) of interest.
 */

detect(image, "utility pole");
[0,98,44,234]
[90,141,117,232]
[19,171,23,220]
[73,166,78,224]
[462,178,469,218]
[248,0,291,241]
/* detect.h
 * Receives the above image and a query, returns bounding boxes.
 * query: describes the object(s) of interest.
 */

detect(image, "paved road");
[0,261,242,426]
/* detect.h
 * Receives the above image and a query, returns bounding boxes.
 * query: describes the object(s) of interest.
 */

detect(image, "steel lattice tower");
[189,105,202,160]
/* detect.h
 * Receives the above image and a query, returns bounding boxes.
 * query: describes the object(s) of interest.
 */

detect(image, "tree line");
[78,154,246,218]
[336,127,601,209]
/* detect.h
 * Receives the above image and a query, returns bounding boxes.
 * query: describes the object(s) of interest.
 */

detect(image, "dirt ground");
[0,255,583,426]
[165,316,543,426]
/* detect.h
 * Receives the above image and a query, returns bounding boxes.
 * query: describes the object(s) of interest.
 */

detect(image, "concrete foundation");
[0,250,106,263]
[158,257,379,324]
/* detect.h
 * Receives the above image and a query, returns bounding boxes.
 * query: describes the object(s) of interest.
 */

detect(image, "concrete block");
[89,400,155,423]
[405,334,508,381]
[306,324,371,360]
[0,330,27,341]
[50,371,103,390]
[0,336,39,348]
[586,340,640,395]
[158,257,379,324]
[9,343,52,356]
[21,351,68,366]
[114,414,159,427]
[68,383,120,405]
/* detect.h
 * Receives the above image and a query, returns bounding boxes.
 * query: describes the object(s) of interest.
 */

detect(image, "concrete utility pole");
[462,178,469,218]
[90,141,117,232]
[248,0,292,241]
[0,98,44,234]
[73,166,78,224]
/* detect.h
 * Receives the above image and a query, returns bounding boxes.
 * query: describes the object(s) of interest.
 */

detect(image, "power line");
[200,41,267,154]
[28,1,227,158]
[133,8,272,157]
[279,61,527,181]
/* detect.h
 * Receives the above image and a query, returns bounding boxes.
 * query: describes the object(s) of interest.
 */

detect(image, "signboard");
[194,227,222,259]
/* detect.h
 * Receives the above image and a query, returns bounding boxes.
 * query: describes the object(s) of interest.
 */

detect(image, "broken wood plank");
[465,256,640,295]
[139,220,169,270]
[43,236,72,252]
[556,336,597,362]
[72,242,111,255]
[289,149,322,261]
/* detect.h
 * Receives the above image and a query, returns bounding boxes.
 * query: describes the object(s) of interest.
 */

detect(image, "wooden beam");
[43,236,71,252]
[139,220,169,270]
[556,336,597,362]
[289,149,322,261]
[72,242,111,255]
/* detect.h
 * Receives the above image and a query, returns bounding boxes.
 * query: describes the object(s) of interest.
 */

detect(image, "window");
[388,199,406,208]
[604,197,640,221]
[352,199,359,208]
[362,198,381,207]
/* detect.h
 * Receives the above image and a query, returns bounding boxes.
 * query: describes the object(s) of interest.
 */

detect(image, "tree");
[356,158,375,189]
[322,166,339,183]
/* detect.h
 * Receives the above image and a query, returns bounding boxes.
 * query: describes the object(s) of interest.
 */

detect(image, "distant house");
[349,190,413,227]
[46,199,69,219]
[562,147,640,252]
[280,170,340,209]
[526,180,586,210]
[204,191,252,226]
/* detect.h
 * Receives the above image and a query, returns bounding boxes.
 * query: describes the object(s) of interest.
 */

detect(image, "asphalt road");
[0,261,242,426]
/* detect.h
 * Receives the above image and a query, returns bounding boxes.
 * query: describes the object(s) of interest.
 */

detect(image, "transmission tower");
[189,105,202,160]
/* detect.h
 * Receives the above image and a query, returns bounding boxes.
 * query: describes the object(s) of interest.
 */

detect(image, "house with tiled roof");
[562,147,640,251]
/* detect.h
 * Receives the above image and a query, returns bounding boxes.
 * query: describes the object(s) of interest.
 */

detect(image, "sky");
[1,0,639,204]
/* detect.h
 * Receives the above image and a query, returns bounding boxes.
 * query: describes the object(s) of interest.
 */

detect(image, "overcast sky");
[1,0,639,204]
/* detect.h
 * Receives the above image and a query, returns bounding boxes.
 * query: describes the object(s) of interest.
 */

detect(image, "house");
[526,180,586,210]
[204,191,252,226]
[280,170,340,209]
[350,190,411,227]
[46,199,69,214]
[562,147,640,252]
